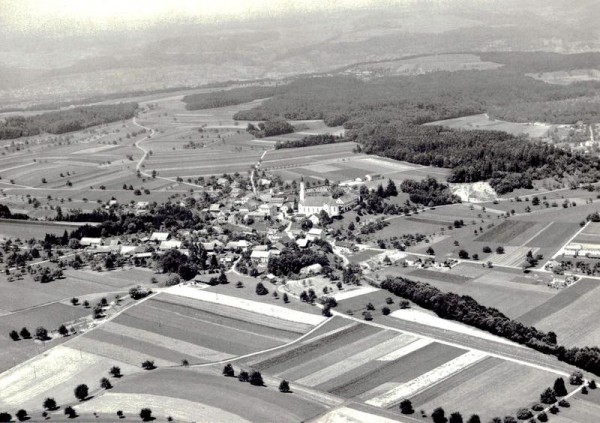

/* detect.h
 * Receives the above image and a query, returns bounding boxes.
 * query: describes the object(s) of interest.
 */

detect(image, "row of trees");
[380,276,600,375]
[183,86,277,110]
[247,120,294,138]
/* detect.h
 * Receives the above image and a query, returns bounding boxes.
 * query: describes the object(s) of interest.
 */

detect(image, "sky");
[0,0,410,33]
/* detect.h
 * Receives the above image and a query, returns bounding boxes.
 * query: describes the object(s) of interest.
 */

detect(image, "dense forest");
[381,276,600,376]
[182,86,277,110]
[0,103,138,140]
[349,124,600,194]
[233,71,598,127]
[400,177,461,206]
[246,120,294,138]
[274,134,342,149]
[489,97,600,124]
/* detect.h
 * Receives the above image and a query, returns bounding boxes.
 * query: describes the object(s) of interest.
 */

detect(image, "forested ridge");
[0,103,138,140]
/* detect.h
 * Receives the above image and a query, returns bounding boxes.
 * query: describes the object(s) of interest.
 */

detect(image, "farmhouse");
[80,237,102,246]
[298,182,357,217]
[150,232,170,242]
[251,250,271,264]
[159,240,183,250]
[307,228,324,241]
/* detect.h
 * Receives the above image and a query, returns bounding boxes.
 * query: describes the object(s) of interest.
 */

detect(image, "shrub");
[399,399,414,414]
[558,399,570,408]
[74,384,89,401]
[537,412,548,422]
[279,380,290,393]
[569,371,584,385]
[255,282,269,295]
[141,360,156,370]
[100,377,112,389]
[516,408,533,420]
[554,377,568,396]
[35,326,49,341]
[16,409,28,422]
[223,364,235,377]
[249,370,264,386]
[540,387,556,404]
[140,408,153,421]
[549,406,559,414]
[43,397,57,410]
[531,404,544,412]
[64,406,77,418]
[238,370,249,382]
[110,366,122,378]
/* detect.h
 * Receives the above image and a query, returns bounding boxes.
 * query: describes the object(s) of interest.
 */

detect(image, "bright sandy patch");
[332,286,379,301]
[104,322,234,362]
[75,393,252,423]
[0,345,100,407]
[168,285,326,326]
[391,308,524,347]
[316,406,404,423]
[297,333,416,387]
[451,181,497,203]
[377,338,433,361]
[366,350,487,408]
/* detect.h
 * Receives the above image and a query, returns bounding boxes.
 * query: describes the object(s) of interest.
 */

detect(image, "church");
[297,182,358,217]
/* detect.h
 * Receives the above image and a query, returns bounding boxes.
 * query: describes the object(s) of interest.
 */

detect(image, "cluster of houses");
[562,242,600,258]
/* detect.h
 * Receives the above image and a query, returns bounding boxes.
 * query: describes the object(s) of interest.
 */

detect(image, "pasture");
[426,113,554,138]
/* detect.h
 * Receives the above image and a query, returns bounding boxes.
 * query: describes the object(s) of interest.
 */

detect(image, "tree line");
[381,276,600,376]
[182,86,277,110]
[0,103,138,140]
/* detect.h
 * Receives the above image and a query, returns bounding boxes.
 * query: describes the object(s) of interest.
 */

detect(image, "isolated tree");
[0,413,12,422]
[458,249,469,259]
[540,387,556,404]
[140,408,153,421]
[449,412,463,423]
[64,406,77,418]
[43,397,57,410]
[399,399,414,414]
[466,415,480,423]
[223,364,235,377]
[482,246,492,253]
[590,380,597,389]
[19,327,30,339]
[432,407,446,423]
[142,360,156,370]
[83,300,90,308]
[283,293,289,303]
[255,282,268,295]
[537,412,548,422]
[554,377,568,396]
[426,247,435,255]
[70,297,79,305]
[15,409,27,422]
[381,306,391,316]
[238,370,249,382]
[516,408,533,420]
[116,410,124,418]
[74,384,89,401]
[249,370,264,386]
[109,366,122,378]
[100,377,112,389]
[569,371,584,385]
[496,246,505,254]
[279,380,290,393]
[9,330,20,341]
[35,326,48,341]
[503,417,517,423]
[59,324,69,337]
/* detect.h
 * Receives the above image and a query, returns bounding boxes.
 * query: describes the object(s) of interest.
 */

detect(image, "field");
[77,366,331,423]
[264,143,449,184]
[409,357,563,422]
[426,113,554,138]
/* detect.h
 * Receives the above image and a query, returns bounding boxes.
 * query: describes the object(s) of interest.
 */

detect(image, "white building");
[297,182,358,217]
